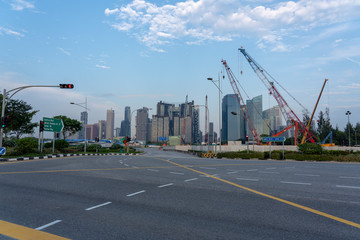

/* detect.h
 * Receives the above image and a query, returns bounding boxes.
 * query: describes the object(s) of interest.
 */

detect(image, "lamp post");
[207,75,222,152]
[71,98,88,153]
[1,84,74,147]
[197,105,210,152]
[346,110,351,147]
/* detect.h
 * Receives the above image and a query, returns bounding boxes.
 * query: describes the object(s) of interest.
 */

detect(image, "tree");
[53,115,82,140]
[0,95,39,139]
[317,108,332,142]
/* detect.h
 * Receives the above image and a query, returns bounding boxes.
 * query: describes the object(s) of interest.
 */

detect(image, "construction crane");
[238,48,316,144]
[222,59,260,144]
[300,79,328,144]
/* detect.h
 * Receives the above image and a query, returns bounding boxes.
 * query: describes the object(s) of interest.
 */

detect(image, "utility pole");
[346,111,351,147]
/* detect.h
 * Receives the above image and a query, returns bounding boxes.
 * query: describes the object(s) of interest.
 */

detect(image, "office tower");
[263,105,283,135]
[222,94,246,141]
[98,120,106,140]
[78,111,88,139]
[81,111,88,124]
[246,95,263,140]
[209,122,214,144]
[120,106,131,137]
[136,107,150,142]
[106,109,115,140]
[192,105,200,144]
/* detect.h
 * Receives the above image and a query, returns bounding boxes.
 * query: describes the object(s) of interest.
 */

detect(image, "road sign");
[262,137,286,142]
[158,137,167,141]
[43,117,64,133]
[0,147,6,155]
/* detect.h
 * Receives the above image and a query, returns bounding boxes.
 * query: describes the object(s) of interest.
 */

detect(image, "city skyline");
[1,0,359,136]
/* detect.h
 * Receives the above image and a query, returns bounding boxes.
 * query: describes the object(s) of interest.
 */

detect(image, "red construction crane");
[222,59,260,144]
[238,48,316,144]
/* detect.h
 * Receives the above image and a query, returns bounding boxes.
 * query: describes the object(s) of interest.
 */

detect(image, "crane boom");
[222,59,260,144]
[238,48,316,144]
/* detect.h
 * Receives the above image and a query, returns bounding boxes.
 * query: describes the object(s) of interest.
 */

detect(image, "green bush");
[110,144,122,150]
[217,151,264,159]
[44,140,69,150]
[16,137,38,154]
[337,154,360,162]
[298,143,323,154]
[3,138,18,147]
[87,144,102,152]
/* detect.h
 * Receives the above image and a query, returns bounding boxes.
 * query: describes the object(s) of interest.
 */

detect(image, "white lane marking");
[280,181,312,185]
[170,172,184,175]
[227,171,238,174]
[132,166,139,168]
[295,174,320,177]
[236,178,259,181]
[127,190,146,197]
[247,169,258,172]
[35,220,62,230]
[266,167,277,170]
[336,185,360,190]
[158,183,174,188]
[200,167,216,170]
[199,174,210,178]
[184,178,198,182]
[259,171,279,174]
[147,169,159,172]
[124,164,129,167]
[340,176,360,179]
[86,202,112,211]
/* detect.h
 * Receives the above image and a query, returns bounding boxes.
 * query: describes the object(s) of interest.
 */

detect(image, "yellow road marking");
[0,220,69,240]
[157,157,360,229]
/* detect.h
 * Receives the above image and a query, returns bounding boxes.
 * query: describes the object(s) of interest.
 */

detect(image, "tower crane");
[222,59,260,144]
[238,48,316,144]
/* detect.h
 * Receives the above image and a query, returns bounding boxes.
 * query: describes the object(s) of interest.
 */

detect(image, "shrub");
[16,137,38,154]
[44,140,69,151]
[87,144,102,152]
[298,143,323,154]
[110,144,122,150]
[3,138,18,147]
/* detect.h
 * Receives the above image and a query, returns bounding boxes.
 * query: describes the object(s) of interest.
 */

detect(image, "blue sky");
[1,0,360,137]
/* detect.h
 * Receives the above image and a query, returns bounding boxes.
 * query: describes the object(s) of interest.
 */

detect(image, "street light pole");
[207,75,223,152]
[346,111,351,147]
[1,84,73,148]
[70,98,88,153]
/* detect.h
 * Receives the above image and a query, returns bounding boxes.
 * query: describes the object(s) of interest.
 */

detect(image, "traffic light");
[246,135,249,141]
[39,121,44,132]
[59,84,74,89]
[1,115,11,128]
[95,137,99,142]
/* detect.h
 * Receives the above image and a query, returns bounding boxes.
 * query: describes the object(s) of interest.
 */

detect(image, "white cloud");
[105,0,360,51]
[10,0,34,11]
[0,26,24,37]
[96,64,111,69]
[58,47,71,56]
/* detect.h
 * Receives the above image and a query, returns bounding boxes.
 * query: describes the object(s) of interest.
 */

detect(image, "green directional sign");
[43,117,64,133]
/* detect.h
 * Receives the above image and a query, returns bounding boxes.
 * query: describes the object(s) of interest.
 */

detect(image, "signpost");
[43,117,64,133]
[42,118,64,153]
[0,147,6,156]
[262,137,286,160]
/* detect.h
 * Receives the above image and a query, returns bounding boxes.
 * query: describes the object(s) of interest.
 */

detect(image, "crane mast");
[222,59,260,144]
[238,48,316,144]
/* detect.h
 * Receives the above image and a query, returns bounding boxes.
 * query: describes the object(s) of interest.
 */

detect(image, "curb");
[0,153,140,162]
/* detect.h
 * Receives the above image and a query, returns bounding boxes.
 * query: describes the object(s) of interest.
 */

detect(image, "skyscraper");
[136,107,150,142]
[246,95,263,140]
[263,105,283,135]
[120,106,131,137]
[222,94,246,142]
[98,120,106,140]
[106,109,114,140]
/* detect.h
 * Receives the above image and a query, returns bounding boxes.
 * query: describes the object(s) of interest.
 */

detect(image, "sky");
[1,0,360,138]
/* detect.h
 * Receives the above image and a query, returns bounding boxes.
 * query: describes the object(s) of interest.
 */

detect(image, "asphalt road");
[0,148,359,239]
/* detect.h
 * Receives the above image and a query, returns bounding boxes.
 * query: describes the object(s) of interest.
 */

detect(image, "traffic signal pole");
[0,84,74,148]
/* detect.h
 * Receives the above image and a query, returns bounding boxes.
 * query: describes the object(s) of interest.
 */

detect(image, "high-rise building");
[263,105,283,135]
[246,95,263,140]
[136,107,150,142]
[98,120,106,140]
[208,122,214,144]
[106,109,115,140]
[222,94,246,141]
[120,106,131,137]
